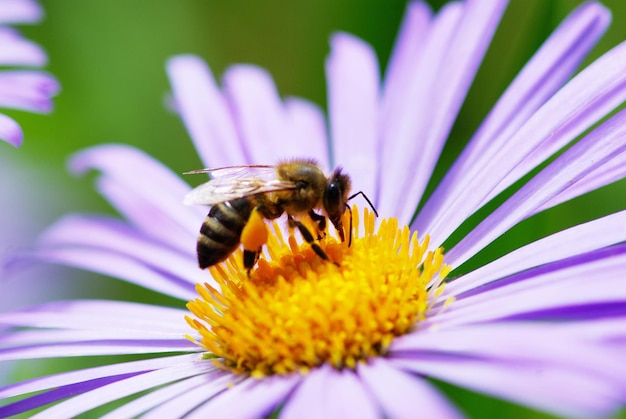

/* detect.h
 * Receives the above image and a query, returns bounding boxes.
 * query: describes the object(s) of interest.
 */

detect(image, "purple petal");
[27,360,214,418]
[0,0,41,24]
[535,151,626,213]
[381,1,433,125]
[392,322,626,381]
[102,372,227,419]
[326,33,379,201]
[444,210,626,297]
[95,176,198,253]
[68,144,205,239]
[358,358,463,419]
[391,356,623,419]
[140,372,243,419]
[427,39,626,249]
[10,245,197,301]
[0,71,59,113]
[415,2,611,237]
[380,0,508,223]
[187,374,301,419]
[0,339,196,361]
[434,245,626,326]
[282,364,381,419]
[0,353,200,399]
[167,55,247,167]
[0,300,188,334]
[378,1,463,218]
[224,65,330,167]
[38,215,206,287]
[0,372,140,418]
[283,97,330,169]
[446,109,626,267]
[0,112,22,146]
[0,28,46,66]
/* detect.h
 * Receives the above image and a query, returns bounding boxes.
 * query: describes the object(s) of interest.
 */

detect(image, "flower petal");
[69,144,204,240]
[0,0,41,24]
[282,364,380,419]
[380,0,508,223]
[0,112,22,146]
[224,65,330,168]
[436,245,626,326]
[393,322,626,382]
[0,71,59,113]
[358,358,463,419]
[0,300,188,334]
[0,353,199,399]
[128,372,238,419]
[415,2,611,237]
[95,176,198,253]
[10,246,197,301]
[37,215,205,287]
[167,55,246,167]
[326,33,379,201]
[0,28,46,66]
[444,210,626,297]
[391,355,623,419]
[27,360,213,419]
[186,373,300,419]
[446,109,626,267]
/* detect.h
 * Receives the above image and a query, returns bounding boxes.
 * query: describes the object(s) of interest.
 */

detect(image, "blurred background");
[2,0,626,416]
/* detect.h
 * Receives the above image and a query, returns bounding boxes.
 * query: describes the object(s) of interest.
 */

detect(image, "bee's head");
[323,168,351,241]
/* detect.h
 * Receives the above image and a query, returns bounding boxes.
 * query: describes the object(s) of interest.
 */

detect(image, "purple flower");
[0,0,58,147]
[2,1,626,418]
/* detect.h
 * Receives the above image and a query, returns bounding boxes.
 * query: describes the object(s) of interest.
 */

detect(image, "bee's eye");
[325,182,340,203]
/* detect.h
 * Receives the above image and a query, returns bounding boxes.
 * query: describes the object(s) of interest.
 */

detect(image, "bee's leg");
[307,210,327,240]
[243,249,261,276]
[288,215,338,266]
[241,208,269,276]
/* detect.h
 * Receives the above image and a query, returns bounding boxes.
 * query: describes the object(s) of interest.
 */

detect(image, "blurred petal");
[0,28,46,66]
[69,144,204,238]
[0,0,41,24]
[37,215,206,287]
[0,112,22,146]
[326,33,379,200]
[167,55,246,167]
[225,65,326,166]
[0,71,58,112]
[0,300,188,334]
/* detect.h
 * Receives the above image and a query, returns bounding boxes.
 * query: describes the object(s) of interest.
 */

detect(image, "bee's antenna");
[348,191,378,217]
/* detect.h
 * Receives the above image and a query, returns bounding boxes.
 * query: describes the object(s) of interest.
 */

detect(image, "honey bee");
[183,159,376,273]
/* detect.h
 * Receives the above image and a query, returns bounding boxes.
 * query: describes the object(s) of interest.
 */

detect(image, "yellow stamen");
[186,206,450,377]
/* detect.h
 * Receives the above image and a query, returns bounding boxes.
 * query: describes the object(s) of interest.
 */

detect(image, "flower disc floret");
[186,207,451,377]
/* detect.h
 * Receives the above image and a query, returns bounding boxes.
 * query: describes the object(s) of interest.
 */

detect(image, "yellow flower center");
[185,207,451,378]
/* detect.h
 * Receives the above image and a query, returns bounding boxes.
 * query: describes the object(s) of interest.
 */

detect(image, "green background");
[4,0,626,417]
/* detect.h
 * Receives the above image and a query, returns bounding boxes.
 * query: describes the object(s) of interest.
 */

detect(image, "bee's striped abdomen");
[197,198,253,269]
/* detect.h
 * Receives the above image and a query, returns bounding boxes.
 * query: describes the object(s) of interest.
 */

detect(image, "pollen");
[185,207,451,377]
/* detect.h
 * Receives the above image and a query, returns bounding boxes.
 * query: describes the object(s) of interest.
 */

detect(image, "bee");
[183,159,376,274]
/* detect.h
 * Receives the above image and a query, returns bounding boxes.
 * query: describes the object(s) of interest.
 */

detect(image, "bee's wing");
[183,166,296,206]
